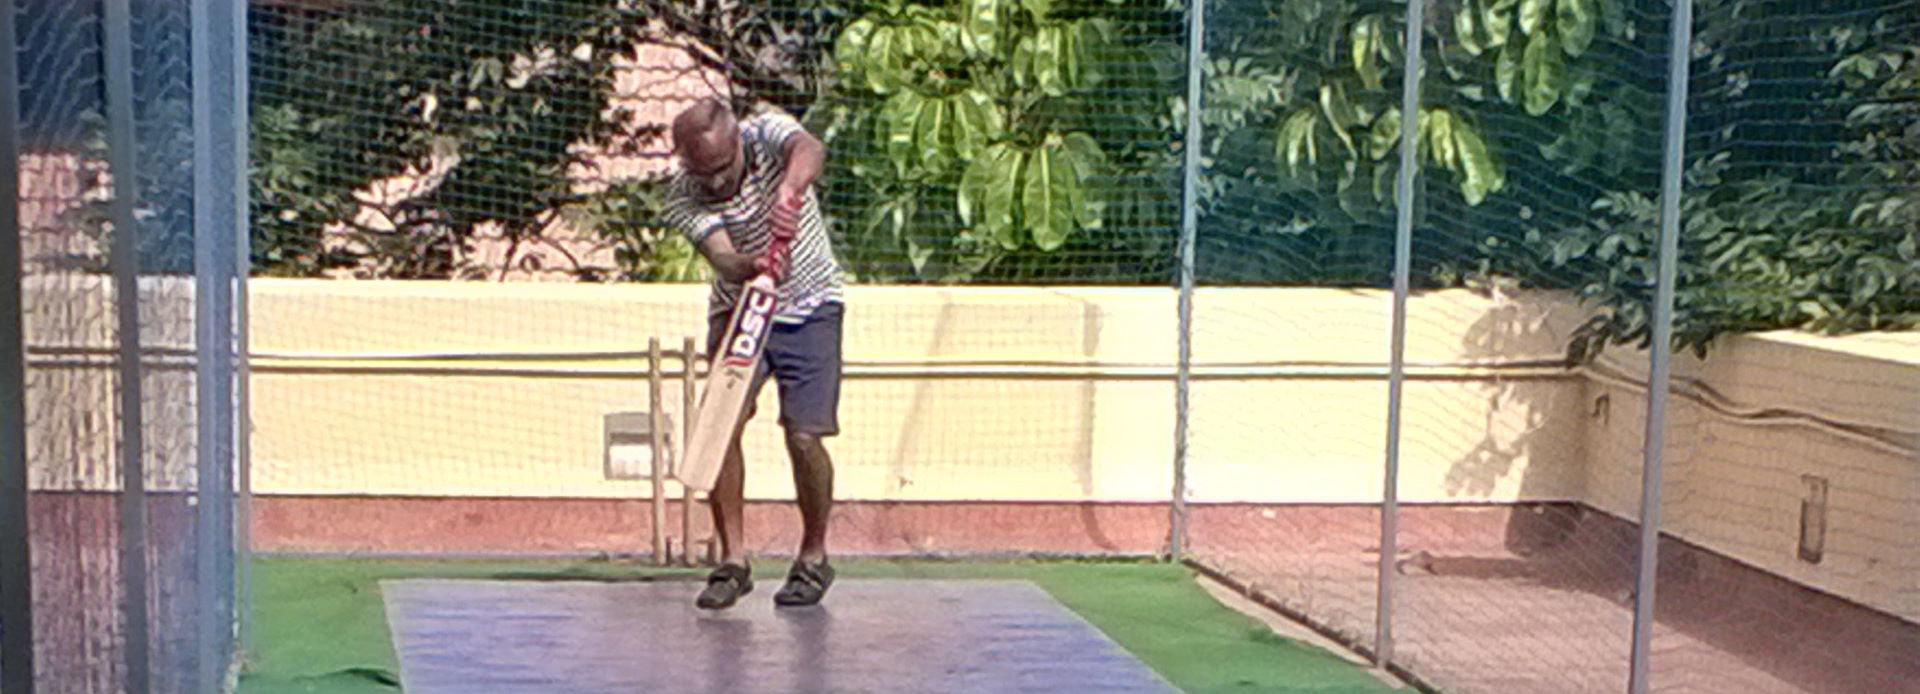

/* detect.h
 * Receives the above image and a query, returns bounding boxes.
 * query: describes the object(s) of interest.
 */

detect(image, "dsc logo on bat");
[723,288,778,367]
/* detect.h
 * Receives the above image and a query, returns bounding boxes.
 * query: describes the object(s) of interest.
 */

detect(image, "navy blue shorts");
[707,301,842,437]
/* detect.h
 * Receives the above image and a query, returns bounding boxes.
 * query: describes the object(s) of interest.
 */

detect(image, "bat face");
[677,275,781,492]
[724,289,777,367]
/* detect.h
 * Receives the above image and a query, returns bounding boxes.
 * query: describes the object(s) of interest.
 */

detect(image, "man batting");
[664,98,843,609]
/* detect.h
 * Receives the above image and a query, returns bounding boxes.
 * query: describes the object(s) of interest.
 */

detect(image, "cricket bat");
[675,273,779,492]
[675,196,799,492]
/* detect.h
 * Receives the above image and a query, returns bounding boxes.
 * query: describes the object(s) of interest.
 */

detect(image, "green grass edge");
[238,556,1397,694]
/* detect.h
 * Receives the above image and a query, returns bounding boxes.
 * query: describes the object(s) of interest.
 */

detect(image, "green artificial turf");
[239,556,1398,693]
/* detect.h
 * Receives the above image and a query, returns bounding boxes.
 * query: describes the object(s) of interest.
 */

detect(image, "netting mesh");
[1388,0,1670,690]
[11,0,238,690]
[8,0,1915,690]
[228,2,1916,692]
[1183,0,1411,659]
[1645,2,1920,692]
[17,0,130,688]
[243,0,1186,284]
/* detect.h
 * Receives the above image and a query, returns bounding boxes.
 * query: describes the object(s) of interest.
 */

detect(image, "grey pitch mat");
[381,578,1178,694]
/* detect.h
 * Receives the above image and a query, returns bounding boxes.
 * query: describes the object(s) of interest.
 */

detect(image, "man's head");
[673,99,744,202]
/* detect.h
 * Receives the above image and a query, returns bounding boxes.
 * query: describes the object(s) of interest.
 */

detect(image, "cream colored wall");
[1581,331,1920,623]
[240,280,1590,504]
[1183,287,1590,503]
[21,276,201,491]
[21,278,1916,619]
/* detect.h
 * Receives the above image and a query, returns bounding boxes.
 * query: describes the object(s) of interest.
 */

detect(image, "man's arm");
[696,232,760,284]
[778,129,825,200]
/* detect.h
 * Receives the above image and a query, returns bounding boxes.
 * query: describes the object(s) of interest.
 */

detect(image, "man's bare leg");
[785,430,833,563]
[774,429,836,606]
[710,435,748,566]
[696,432,751,609]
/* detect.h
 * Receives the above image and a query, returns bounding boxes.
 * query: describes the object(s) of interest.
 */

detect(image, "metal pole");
[1169,0,1205,562]
[681,337,696,567]
[103,0,152,687]
[0,0,38,686]
[232,0,256,658]
[192,0,245,687]
[1375,0,1427,668]
[1630,0,1694,691]
[649,338,666,564]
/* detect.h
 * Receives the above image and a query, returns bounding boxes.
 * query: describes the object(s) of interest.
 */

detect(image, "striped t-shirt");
[662,108,844,325]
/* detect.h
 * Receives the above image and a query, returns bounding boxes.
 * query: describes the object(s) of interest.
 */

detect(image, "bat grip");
[758,197,800,279]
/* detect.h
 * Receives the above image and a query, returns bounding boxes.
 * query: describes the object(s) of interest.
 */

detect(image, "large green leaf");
[949,89,1004,160]
[1497,41,1520,103]
[1023,144,1078,250]
[959,145,1024,249]
[1456,0,1484,56]
[1370,107,1401,160]
[880,91,924,176]
[1013,32,1036,89]
[1352,16,1383,90]
[1436,111,1459,172]
[1519,0,1549,36]
[1521,32,1562,115]
[835,19,877,76]
[1320,82,1359,157]
[960,0,1001,58]
[959,146,1001,241]
[1557,0,1596,57]
[929,18,964,64]
[1022,0,1051,19]
[1485,0,1517,48]
[1453,122,1504,205]
[866,25,899,93]
[988,146,1023,249]
[1278,108,1319,176]
[915,96,952,174]
[1059,20,1082,87]
[959,150,991,227]
[1036,25,1066,95]
[1426,108,1457,171]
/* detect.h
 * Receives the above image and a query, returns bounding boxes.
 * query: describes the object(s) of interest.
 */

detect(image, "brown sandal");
[696,563,752,610]
[773,559,834,606]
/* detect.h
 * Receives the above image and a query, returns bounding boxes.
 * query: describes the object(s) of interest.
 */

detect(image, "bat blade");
[675,274,779,492]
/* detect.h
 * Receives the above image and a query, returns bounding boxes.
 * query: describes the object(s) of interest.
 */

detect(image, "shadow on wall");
[879,290,1101,493]
[1443,290,1581,501]
[1420,296,1920,694]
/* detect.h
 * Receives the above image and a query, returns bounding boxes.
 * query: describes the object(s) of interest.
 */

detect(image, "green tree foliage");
[814,0,1184,282]
[1192,0,1638,285]
[242,0,1916,361]
[249,1,636,278]
[1548,0,1920,361]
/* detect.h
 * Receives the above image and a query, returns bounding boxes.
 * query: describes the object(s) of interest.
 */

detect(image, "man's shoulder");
[740,106,805,145]
[741,104,801,127]
[659,173,704,212]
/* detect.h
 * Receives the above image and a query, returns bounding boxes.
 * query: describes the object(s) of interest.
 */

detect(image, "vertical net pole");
[1375,0,1427,668]
[102,0,151,687]
[649,338,665,564]
[681,337,695,567]
[0,0,34,687]
[233,0,255,658]
[1169,0,1205,562]
[191,0,244,686]
[1629,0,1694,691]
